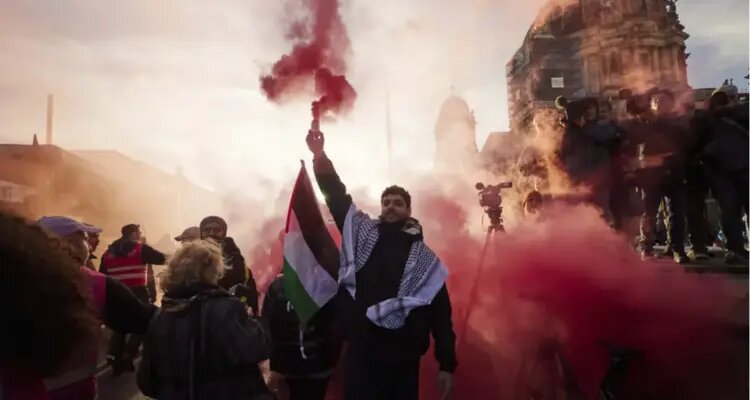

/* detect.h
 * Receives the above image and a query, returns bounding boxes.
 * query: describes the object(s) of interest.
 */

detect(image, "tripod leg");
[458,228,495,345]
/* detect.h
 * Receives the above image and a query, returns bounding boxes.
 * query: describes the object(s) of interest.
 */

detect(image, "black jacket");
[692,107,749,173]
[262,276,342,377]
[137,283,272,400]
[103,277,156,334]
[559,120,619,184]
[219,237,258,312]
[313,153,457,373]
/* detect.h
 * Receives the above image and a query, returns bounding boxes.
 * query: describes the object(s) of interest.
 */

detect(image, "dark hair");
[121,223,140,237]
[381,185,411,208]
[0,213,99,375]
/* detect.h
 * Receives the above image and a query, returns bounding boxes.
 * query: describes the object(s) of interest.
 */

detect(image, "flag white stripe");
[284,211,338,308]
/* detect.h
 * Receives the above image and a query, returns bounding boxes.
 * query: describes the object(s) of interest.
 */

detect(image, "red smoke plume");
[260,0,356,122]
[247,183,746,399]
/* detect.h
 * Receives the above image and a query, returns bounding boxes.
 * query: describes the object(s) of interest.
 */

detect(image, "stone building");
[506,0,690,133]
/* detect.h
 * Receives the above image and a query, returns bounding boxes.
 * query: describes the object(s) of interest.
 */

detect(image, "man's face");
[87,233,100,253]
[202,222,226,241]
[66,231,90,265]
[128,228,143,242]
[584,104,598,122]
[380,194,411,224]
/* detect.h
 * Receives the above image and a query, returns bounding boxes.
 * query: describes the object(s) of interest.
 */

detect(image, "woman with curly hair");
[137,239,273,399]
[0,213,100,399]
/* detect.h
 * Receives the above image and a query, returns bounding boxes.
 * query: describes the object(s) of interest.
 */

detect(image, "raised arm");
[307,129,353,232]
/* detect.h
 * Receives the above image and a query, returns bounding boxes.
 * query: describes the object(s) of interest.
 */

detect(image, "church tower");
[434,94,479,174]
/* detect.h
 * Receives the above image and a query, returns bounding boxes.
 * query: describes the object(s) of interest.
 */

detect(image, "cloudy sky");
[0,0,747,199]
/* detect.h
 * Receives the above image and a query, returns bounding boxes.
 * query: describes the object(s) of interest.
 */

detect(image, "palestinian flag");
[283,162,340,327]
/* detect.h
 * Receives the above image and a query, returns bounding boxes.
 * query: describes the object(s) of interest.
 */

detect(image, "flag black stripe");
[290,167,339,279]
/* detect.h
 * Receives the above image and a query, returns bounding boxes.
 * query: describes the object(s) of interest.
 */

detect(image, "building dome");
[433,93,478,174]
[437,95,472,123]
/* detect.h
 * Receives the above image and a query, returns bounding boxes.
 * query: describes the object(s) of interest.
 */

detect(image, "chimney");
[46,94,54,145]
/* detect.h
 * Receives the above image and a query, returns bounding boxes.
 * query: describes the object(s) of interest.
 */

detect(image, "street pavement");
[96,362,147,400]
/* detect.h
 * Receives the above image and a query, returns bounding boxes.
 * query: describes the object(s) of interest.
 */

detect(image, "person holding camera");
[306,127,456,400]
[557,97,620,220]
[137,239,272,400]
[629,89,691,263]
[692,86,749,264]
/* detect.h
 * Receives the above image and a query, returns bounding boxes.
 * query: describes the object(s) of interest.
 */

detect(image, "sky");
[0,0,747,200]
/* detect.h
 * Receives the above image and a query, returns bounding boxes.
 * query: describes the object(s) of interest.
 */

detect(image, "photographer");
[557,97,620,219]
[629,89,691,263]
[692,88,749,263]
[137,239,272,400]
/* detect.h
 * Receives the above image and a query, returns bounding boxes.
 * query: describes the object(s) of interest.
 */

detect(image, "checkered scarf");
[339,203,448,329]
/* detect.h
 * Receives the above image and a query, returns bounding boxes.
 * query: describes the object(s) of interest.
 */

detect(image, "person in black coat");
[306,127,457,400]
[200,216,259,311]
[692,90,749,263]
[262,274,342,400]
[137,239,272,400]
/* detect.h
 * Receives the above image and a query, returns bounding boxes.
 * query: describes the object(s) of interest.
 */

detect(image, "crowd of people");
[523,82,748,265]
[1,82,747,400]
[0,127,458,400]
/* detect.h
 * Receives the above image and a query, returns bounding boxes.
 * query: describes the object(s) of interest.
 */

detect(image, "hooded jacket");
[100,238,166,272]
[262,275,342,377]
[137,283,272,400]
[199,217,258,311]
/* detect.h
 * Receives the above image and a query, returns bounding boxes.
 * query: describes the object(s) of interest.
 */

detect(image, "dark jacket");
[199,216,257,308]
[103,277,156,334]
[262,276,342,377]
[693,107,749,173]
[627,114,691,176]
[559,120,619,184]
[313,153,457,373]
[218,237,249,288]
[137,283,272,400]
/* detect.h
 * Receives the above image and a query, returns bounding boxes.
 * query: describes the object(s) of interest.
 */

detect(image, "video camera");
[475,182,512,230]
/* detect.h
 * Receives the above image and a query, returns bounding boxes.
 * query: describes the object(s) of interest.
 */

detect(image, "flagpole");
[386,88,393,182]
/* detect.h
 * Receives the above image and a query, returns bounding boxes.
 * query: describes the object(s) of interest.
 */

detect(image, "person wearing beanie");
[199,216,258,312]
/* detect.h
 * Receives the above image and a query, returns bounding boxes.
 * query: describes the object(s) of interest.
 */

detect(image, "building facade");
[506,0,690,133]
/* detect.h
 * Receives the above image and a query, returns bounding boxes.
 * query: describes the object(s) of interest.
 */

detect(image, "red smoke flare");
[246,184,747,399]
[260,0,356,123]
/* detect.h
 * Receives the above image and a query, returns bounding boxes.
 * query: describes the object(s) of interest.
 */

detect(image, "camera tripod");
[458,208,504,344]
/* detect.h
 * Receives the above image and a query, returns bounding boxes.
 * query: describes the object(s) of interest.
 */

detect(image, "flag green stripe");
[283,256,319,326]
